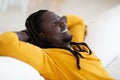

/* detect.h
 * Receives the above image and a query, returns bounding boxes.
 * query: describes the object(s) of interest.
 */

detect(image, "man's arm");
[65,15,86,42]
[0,32,44,72]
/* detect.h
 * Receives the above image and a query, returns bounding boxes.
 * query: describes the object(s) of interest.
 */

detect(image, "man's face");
[38,11,72,47]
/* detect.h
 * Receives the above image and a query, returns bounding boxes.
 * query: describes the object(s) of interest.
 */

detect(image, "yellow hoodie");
[0,15,113,80]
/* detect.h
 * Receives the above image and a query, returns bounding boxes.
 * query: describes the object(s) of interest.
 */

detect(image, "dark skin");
[16,11,72,49]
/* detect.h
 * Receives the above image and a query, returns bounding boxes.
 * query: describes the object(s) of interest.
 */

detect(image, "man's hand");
[15,31,29,42]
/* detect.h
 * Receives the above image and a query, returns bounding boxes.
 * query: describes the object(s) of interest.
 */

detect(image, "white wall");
[0,0,120,33]
[61,0,120,21]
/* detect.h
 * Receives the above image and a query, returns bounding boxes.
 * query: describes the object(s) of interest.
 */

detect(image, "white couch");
[0,57,44,80]
[0,5,120,80]
[85,5,120,80]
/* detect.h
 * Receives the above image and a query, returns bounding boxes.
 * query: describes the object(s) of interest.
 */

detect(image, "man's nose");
[59,22,67,28]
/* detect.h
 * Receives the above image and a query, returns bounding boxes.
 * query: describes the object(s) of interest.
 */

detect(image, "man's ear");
[39,33,45,39]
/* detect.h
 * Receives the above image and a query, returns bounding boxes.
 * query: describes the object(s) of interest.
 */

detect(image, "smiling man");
[0,10,113,80]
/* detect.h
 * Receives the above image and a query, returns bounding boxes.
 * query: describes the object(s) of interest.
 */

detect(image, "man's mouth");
[61,29,68,33]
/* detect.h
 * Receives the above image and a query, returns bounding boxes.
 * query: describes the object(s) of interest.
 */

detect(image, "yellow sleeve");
[0,32,44,72]
[66,15,86,42]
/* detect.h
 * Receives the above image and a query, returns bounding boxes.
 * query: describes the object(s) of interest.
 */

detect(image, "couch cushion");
[105,55,120,80]
[0,57,44,80]
[85,5,120,67]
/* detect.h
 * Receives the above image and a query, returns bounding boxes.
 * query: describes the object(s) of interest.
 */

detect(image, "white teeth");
[62,29,68,33]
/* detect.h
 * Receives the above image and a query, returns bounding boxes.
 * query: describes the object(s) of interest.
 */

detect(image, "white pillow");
[0,57,44,80]
[85,5,120,67]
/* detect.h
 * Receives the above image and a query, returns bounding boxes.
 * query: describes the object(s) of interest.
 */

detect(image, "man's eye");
[51,22,56,26]
[51,20,58,27]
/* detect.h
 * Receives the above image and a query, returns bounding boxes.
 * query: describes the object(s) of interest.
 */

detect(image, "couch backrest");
[85,5,120,67]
